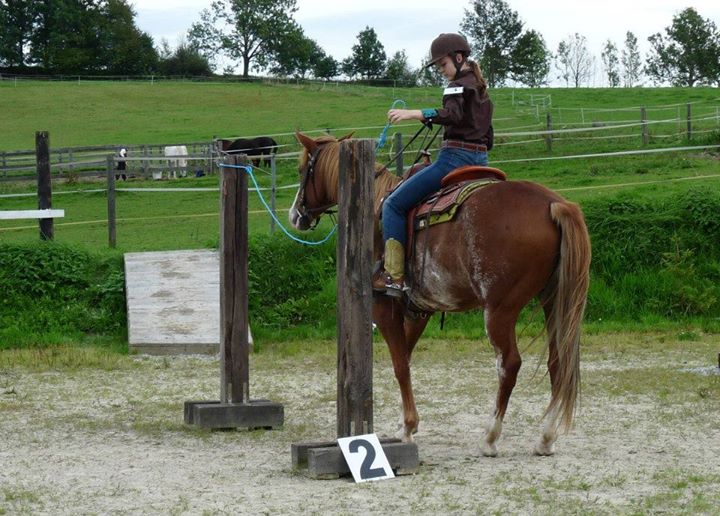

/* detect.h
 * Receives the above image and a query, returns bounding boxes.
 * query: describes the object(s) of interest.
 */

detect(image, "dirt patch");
[1,335,719,514]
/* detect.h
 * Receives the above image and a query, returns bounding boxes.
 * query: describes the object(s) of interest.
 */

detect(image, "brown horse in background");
[289,132,591,457]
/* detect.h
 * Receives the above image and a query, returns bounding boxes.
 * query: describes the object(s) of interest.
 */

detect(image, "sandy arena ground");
[1,334,719,514]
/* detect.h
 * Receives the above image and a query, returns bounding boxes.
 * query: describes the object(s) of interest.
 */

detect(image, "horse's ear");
[295,131,318,153]
[337,131,355,142]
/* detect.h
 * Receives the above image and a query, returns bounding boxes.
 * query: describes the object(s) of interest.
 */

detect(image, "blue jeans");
[382,148,489,246]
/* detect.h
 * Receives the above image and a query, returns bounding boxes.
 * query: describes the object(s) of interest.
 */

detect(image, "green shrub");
[0,243,126,349]
[1,186,719,349]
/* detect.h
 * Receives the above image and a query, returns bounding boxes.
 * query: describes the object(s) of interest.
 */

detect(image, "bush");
[0,243,126,348]
[1,186,719,348]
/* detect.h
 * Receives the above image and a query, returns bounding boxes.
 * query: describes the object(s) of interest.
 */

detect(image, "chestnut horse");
[289,132,591,457]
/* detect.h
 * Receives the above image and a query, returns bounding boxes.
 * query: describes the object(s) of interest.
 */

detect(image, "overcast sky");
[133,0,720,84]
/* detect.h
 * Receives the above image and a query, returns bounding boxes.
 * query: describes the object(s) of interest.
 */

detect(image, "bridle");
[295,142,337,230]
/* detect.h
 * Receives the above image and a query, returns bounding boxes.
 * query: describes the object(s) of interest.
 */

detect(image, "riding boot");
[372,238,407,298]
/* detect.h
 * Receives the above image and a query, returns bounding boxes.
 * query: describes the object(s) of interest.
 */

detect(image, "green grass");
[1,81,719,347]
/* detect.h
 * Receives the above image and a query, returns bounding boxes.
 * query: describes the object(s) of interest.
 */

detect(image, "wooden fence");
[0,141,217,181]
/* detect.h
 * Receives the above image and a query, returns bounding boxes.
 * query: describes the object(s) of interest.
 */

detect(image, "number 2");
[348,438,386,479]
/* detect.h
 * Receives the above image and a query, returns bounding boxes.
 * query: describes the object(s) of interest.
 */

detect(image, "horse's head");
[289,131,354,231]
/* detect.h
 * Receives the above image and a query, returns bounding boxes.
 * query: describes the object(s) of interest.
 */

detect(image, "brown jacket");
[425,70,494,147]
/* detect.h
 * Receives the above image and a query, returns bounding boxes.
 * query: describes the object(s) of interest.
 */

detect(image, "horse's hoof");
[534,442,555,456]
[481,443,498,457]
[399,431,415,443]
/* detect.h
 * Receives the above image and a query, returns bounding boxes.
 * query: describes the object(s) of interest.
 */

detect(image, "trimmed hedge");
[1,187,718,348]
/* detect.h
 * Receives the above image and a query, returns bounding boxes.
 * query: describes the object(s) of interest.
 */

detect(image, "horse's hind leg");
[482,308,522,457]
[535,301,561,456]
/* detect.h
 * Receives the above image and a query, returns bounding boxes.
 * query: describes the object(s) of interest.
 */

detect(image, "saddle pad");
[412,179,497,231]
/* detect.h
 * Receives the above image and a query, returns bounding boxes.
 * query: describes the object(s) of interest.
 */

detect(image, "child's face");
[435,55,460,81]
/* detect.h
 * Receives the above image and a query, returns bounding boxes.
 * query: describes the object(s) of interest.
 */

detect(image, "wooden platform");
[124,249,221,354]
[291,439,419,479]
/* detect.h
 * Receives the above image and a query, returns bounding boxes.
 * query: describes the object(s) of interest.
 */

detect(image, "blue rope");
[376,99,406,150]
[219,163,337,246]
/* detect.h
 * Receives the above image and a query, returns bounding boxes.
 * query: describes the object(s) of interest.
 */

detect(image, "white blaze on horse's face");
[288,186,310,231]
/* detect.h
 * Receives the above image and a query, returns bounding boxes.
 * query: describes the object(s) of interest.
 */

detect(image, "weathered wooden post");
[394,132,404,176]
[36,131,53,241]
[686,103,693,140]
[291,139,419,478]
[545,113,553,153]
[336,139,375,439]
[184,153,283,429]
[641,107,649,146]
[106,155,116,248]
[270,154,277,234]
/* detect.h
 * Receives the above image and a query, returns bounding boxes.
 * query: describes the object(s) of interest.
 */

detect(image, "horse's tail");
[546,201,591,432]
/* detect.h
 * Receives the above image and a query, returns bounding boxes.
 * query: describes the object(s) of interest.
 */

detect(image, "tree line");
[1,0,719,87]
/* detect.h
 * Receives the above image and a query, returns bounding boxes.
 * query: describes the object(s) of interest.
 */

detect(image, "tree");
[342,26,386,80]
[461,0,523,87]
[99,0,158,75]
[510,30,550,87]
[418,63,444,87]
[621,31,642,87]
[312,52,338,80]
[555,33,594,87]
[601,40,620,87]
[0,1,37,67]
[158,40,212,76]
[1,0,156,74]
[645,7,720,86]
[385,50,417,86]
[268,25,320,78]
[188,0,298,78]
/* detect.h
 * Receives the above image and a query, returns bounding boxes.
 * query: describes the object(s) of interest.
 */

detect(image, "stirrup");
[384,279,408,298]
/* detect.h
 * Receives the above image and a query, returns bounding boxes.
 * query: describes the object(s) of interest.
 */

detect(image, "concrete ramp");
[124,249,220,354]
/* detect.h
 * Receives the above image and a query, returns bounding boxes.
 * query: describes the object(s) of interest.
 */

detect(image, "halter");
[295,143,337,230]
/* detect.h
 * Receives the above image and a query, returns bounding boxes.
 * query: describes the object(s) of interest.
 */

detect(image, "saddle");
[407,165,506,238]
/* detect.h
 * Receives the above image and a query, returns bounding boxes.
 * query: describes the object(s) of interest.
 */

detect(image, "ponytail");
[467,60,487,93]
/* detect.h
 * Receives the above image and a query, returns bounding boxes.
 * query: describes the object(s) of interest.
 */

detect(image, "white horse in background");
[162,145,189,179]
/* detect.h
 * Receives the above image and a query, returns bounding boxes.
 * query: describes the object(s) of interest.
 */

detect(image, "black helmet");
[425,33,471,68]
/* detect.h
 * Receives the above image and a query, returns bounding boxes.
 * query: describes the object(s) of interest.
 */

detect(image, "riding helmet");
[425,33,471,68]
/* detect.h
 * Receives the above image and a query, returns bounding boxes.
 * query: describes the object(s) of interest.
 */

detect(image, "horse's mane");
[299,136,400,208]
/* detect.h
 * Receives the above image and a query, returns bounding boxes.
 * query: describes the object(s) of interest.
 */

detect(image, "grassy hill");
[1,80,719,347]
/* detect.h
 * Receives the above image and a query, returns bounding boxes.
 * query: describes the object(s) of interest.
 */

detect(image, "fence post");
[1,151,6,179]
[220,153,251,404]
[640,107,649,146]
[394,132,404,176]
[336,139,375,438]
[36,131,53,241]
[106,155,116,248]
[270,155,277,234]
[686,103,692,140]
[143,145,149,178]
[545,113,553,153]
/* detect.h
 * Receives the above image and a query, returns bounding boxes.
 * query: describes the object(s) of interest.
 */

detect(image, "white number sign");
[337,433,395,483]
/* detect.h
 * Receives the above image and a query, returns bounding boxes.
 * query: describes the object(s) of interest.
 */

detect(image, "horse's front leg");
[373,297,419,442]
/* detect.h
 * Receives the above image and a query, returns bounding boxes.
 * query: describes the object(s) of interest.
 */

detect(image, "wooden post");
[36,131,53,241]
[641,107,649,146]
[270,154,277,234]
[106,155,116,248]
[290,139,419,477]
[184,153,283,429]
[336,139,375,438]
[220,153,250,404]
[545,113,553,153]
[143,145,149,178]
[686,103,692,140]
[394,132,404,176]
